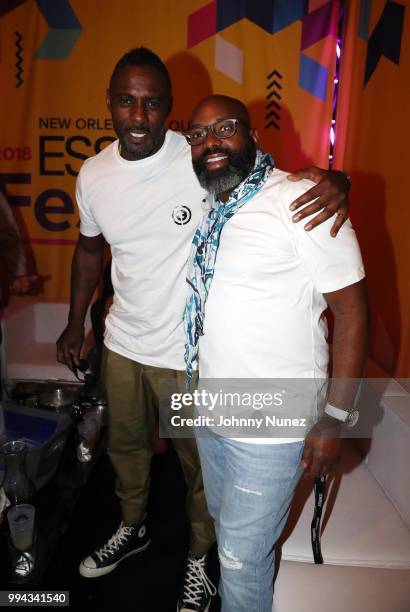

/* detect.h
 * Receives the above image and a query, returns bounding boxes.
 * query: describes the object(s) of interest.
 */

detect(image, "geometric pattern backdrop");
[0,0,408,376]
[335,0,408,377]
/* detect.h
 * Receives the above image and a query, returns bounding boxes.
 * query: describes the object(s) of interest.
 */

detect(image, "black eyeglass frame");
[183,118,242,146]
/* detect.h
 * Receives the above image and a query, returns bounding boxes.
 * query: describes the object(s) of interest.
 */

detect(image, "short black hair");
[110,46,172,95]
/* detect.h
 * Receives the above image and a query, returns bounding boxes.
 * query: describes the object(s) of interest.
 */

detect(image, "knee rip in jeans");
[234,485,262,496]
[219,544,243,570]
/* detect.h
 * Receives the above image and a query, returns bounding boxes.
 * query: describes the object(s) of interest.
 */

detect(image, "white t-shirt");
[198,169,365,443]
[77,130,206,369]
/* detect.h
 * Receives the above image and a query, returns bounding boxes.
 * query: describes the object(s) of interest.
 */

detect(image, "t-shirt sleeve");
[76,165,102,237]
[279,178,365,293]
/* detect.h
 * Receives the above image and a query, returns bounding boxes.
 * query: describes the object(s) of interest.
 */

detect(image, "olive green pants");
[101,347,215,557]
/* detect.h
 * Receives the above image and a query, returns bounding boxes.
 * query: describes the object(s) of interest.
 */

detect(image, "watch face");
[346,410,359,428]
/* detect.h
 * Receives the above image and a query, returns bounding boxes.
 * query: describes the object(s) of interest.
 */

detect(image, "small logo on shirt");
[172,205,192,225]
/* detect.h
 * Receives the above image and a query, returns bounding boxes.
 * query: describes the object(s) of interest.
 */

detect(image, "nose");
[129,100,147,124]
[203,125,222,148]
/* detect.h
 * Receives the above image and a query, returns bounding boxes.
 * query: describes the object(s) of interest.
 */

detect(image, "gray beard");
[195,166,245,197]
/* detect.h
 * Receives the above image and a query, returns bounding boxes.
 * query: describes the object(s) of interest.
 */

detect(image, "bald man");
[183,95,368,612]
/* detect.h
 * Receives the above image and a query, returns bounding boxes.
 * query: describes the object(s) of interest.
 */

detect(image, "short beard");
[192,143,256,197]
[119,139,155,160]
[117,126,166,161]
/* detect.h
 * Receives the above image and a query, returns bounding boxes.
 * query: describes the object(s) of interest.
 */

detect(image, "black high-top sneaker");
[177,552,217,612]
[79,518,150,578]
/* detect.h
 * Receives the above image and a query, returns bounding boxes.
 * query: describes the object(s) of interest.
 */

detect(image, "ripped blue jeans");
[195,429,304,612]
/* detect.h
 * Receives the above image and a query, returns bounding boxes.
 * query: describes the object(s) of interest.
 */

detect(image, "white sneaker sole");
[176,599,211,612]
[79,539,151,578]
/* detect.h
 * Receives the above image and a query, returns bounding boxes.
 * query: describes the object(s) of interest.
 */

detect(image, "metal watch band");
[324,403,359,428]
[324,402,349,422]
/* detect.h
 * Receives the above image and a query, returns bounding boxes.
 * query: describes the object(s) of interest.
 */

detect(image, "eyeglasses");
[184,118,241,146]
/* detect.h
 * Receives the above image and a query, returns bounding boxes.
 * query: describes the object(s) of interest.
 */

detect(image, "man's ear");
[167,96,173,117]
[106,89,111,113]
[250,128,259,146]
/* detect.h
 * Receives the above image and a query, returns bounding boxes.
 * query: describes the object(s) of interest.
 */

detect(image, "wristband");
[324,403,359,428]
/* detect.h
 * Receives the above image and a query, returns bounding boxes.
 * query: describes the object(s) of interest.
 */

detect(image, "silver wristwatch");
[324,403,359,428]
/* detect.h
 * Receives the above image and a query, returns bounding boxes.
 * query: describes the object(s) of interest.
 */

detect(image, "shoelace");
[181,555,217,606]
[95,522,134,561]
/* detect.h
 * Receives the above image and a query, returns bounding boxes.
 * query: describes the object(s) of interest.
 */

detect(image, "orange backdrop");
[1,0,408,376]
[335,0,409,377]
[0,0,339,298]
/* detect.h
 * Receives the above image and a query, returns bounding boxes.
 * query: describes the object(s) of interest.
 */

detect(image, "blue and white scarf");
[184,149,275,384]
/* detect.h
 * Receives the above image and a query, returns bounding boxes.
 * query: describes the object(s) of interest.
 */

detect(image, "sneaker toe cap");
[79,555,97,572]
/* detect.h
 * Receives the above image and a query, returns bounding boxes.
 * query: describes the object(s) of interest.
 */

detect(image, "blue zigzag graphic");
[15,30,23,87]
[217,0,307,35]
[0,1,29,18]
[35,0,82,60]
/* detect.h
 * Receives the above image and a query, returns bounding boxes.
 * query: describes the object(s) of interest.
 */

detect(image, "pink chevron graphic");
[187,1,217,49]
[301,1,337,50]
[308,0,330,12]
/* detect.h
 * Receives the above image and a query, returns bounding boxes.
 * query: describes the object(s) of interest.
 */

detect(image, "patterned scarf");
[184,149,275,384]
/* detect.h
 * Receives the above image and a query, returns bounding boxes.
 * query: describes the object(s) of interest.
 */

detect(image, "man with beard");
[184,95,368,612]
[57,47,353,612]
